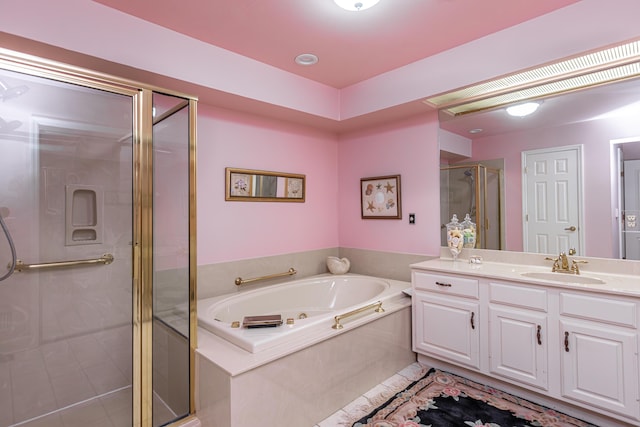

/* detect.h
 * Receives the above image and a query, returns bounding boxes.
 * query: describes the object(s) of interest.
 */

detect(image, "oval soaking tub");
[198,274,404,353]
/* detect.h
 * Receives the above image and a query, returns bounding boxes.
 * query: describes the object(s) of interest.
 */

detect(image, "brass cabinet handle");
[564,331,570,352]
[470,312,475,329]
[564,226,577,232]
[537,325,542,345]
[435,281,452,287]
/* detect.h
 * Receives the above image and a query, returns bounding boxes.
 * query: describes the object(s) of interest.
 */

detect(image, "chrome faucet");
[545,252,588,275]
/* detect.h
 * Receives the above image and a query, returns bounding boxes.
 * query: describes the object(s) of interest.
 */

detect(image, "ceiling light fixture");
[295,53,319,66]
[334,0,380,11]
[506,102,540,117]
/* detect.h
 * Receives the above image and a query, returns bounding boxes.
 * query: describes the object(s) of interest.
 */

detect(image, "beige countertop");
[411,257,640,298]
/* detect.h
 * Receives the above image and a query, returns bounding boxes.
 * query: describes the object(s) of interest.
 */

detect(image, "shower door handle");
[14,253,114,272]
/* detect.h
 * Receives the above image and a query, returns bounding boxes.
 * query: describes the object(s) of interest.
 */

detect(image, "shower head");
[0,79,28,101]
[464,169,474,178]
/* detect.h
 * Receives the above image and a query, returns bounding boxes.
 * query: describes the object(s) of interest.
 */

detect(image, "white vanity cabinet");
[488,282,549,390]
[411,263,640,425]
[559,292,639,420]
[412,271,480,369]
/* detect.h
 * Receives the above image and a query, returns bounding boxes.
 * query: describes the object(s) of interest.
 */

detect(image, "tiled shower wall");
[0,124,133,426]
[38,129,133,344]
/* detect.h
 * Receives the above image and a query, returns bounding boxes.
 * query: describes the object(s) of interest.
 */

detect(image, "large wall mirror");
[225,167,305,202]
[438,51,640,261]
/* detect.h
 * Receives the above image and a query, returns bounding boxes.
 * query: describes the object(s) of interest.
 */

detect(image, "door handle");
[470,312,475,330]
[564,331,570,352]
[564,226,576,232]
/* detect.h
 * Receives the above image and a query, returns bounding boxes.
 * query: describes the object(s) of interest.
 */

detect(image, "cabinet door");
[413,292,480,369]
[489,306,548,390]
[560,319,639,420]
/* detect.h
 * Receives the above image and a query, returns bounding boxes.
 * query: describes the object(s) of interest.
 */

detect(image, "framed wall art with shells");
[360,174,401,219]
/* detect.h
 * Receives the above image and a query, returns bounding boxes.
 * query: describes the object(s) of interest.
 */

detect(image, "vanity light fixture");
[506,102,540,117]
[295,53,319,66]
[334,0,380,11]
[424,38,640,116]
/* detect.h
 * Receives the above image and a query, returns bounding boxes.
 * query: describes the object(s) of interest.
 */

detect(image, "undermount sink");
[521,271,606,285]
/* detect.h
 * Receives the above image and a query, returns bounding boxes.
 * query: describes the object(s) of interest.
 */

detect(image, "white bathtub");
[197,274,408,353]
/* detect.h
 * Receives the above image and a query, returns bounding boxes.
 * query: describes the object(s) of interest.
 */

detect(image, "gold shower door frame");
[0,49,198,427]
[441,163,503,250]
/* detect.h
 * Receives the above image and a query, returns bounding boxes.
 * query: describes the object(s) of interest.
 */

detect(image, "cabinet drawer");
[560,292,637,328]
[413,271,479,299]
[489,282,547,312]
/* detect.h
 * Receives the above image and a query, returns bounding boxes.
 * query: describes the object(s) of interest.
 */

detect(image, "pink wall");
[466,116,640,258]
[196,104,340,264]
[198,107,444,264]
[338,113,441,256]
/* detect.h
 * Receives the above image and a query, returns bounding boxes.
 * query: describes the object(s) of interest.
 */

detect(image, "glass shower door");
[0,67,134,426]
[150,93,192,426]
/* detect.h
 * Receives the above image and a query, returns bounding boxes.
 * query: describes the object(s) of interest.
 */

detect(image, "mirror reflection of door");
[522,145,583,255]
[623,159,640,260]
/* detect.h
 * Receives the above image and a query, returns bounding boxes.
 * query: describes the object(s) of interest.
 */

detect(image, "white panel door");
[623,159,640,260]
[523,146,583,255]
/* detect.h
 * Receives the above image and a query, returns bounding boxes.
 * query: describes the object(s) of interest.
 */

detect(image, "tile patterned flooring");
[315,362,430,427]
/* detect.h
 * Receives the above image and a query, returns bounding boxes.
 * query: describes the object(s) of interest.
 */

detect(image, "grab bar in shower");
[13,253,114,272]
[332,301,384,330]
[235,267,297,286]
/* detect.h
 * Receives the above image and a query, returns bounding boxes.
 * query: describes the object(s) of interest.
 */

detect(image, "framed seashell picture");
[360,174,401,219]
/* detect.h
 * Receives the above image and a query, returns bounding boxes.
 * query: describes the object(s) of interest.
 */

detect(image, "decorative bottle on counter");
[461,213,477,249]
[446,214,464,261]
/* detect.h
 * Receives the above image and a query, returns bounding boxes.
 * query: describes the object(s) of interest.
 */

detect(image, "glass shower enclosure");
[0,50,196,427]
[440,163,504,250]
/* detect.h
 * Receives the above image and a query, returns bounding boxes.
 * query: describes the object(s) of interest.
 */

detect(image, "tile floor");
[315,362,430,427]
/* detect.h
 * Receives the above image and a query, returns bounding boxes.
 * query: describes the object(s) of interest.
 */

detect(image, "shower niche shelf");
[65,184,103,246]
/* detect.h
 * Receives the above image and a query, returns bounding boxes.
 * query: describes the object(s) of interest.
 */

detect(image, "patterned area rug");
[351,369,597,427]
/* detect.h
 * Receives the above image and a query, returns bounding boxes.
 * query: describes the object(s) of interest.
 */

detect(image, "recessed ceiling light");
[506,102,540,117]
[295,53,319,66]
[334,0,380,11]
